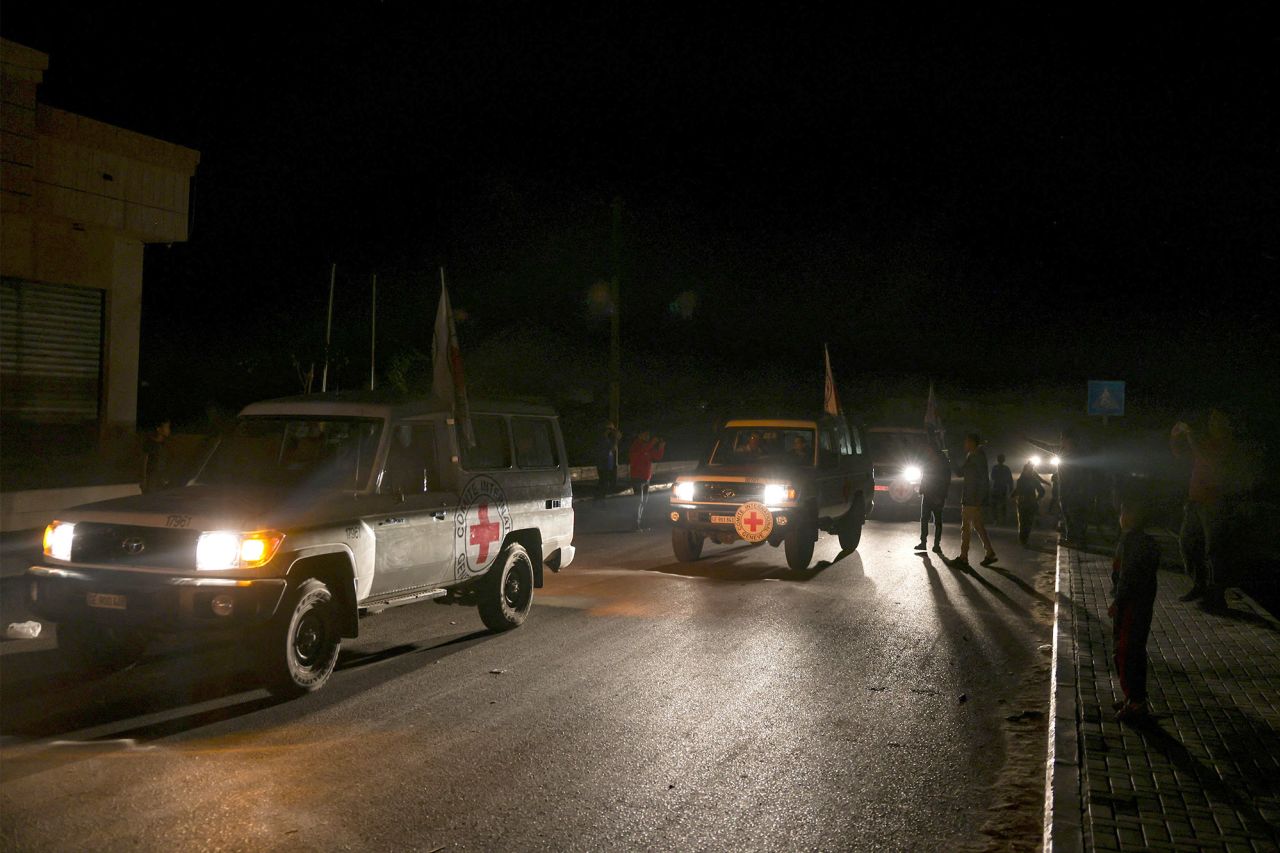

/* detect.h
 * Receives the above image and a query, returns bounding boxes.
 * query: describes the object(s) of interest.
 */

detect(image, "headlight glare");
[1030,455,1042,468]
[1051,456,1061,467]
[763,484,795,504]
[198,530,285,570]
[43,521,76,561]
[674,482,696,502]
[904,465,923,485]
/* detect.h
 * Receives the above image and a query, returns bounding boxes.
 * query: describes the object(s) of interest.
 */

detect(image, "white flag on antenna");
[432,275,474,447]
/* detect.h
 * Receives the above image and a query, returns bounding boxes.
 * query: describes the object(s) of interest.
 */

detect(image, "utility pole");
[321,263,335,392]
[369,273,377,391]
[609,197,622,430]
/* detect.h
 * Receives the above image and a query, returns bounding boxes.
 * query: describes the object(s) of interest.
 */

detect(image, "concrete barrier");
[0,484,140,533]
[569,460,698,483]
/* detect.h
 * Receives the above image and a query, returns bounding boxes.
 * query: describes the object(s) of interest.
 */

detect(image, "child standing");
[1108,501,1161,723]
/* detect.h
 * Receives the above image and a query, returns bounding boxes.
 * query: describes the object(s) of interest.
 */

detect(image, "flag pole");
[321,262,335,392]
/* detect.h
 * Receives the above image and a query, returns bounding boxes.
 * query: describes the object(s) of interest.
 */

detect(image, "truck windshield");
[197,417,383,490]
[709,427,816,466]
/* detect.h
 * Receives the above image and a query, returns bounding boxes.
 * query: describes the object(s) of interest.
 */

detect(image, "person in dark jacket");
[1012,461,1048,547]
[1170,410,1234,613]
[141,418,172,493]
[1056,431,1092,548]
[915,446,950,554]
[595,422,621,501]
[956,433,997,566]
[1108,500,1161,723]
[990,454,1014,524]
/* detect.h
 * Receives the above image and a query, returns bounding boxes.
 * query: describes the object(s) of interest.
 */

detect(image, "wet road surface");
[1,496,1056,851]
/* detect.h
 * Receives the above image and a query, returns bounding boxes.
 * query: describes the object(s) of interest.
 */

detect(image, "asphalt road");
[0,496,1058,852]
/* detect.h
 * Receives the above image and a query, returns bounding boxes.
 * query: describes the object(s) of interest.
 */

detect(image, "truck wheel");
[478,544,534,632]
[784,524,815,571]
[671,528,704,562]
[838,498,865,551]
[258,578,340,697]
[58,623,149,673]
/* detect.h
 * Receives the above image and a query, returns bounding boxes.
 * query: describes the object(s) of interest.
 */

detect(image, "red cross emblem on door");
[469,501,502,565]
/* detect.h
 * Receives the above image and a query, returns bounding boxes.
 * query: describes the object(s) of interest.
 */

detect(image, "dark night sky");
[3,4,1277,420]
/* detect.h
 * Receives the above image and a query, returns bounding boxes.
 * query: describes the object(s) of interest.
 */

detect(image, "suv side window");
[384,423,440,494]
[457,415,512,470]
[512,417,559,469]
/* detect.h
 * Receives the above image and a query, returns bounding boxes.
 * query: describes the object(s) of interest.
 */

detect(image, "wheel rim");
[292,610,327,668]
[503,566,525,610]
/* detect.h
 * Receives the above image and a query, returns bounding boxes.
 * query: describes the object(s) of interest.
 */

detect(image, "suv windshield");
[866,431,932,466]
[709,427,815,466]
[197,416,383,489]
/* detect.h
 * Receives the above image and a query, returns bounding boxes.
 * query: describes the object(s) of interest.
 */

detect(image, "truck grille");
[71,523,200,569]
[696,482,763,502]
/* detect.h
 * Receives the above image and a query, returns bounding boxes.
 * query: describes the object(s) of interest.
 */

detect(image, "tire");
[784,524,815,571]
[671,528,704,562]
[477,544,534,633]
[257,578,340,697]
[838,498,865,552]
[58,622,149,673]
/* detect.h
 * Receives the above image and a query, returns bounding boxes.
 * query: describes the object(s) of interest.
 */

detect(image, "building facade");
[1,38,200,451]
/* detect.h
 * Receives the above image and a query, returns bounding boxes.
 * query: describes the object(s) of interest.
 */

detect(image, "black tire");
[58,622,149,673]
[838,498,865,551]
[478,544,534,632]
[671,528,704,562]
[257,578,340,697]
[784,524,815,571]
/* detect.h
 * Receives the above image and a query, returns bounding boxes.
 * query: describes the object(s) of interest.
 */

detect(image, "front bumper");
[668,503,796,537]
[26,565,287,630]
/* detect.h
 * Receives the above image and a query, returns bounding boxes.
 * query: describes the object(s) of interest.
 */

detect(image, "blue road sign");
[1088,380,1125,417]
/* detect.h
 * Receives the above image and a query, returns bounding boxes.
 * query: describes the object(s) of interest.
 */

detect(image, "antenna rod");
[369,273,377,391]
[321,263,335,392]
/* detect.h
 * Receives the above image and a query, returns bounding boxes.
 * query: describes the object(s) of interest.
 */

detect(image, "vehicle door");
[815,422,846,515]
[365,418,457,594]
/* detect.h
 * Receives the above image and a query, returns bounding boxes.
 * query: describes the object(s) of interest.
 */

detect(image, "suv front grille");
[71,523,200,569]
[697,482,763,502]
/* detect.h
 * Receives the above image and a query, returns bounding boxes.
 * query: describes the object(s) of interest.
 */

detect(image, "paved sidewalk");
[1051,545,1280,852]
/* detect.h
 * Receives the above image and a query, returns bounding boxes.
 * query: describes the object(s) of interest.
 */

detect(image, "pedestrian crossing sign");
[1088,380,1125,416]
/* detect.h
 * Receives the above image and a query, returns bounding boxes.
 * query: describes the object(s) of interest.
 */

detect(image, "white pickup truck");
[27,392,576,696]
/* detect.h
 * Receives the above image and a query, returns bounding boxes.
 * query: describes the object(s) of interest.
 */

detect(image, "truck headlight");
[674,482,696,502]
[903,466,923,485]
[43,521,76,562]
[197,530,285,570]
[1051,456,1061,468]
[1030,455,1042,468]
[763,484,796,504]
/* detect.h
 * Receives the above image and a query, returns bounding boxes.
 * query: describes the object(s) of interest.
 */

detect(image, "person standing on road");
[1108,499,1160,723]
[628,429,666,531]
[990,454,1014,524]
[1012,461,1048,547]
[141,418,172,493]
[595,422,622,502]
[1056,430,1092,549]
[955,432,997,567]
[915,445,950,554]
[1170,410,1234,613]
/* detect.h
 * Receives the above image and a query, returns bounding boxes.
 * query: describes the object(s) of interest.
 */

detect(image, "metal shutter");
[0,277,105,423]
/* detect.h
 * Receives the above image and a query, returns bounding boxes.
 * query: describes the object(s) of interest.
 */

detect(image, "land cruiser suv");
[667,415,874,570]
[27,392,575,696]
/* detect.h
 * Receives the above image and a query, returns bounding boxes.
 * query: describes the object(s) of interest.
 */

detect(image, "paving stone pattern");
[1067,547,1280,852]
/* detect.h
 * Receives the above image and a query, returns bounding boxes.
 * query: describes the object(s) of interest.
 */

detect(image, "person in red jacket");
[628,429,666,531]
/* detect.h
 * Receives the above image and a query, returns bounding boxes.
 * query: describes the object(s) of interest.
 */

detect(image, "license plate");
[87,592,127,610]
[710,515,735,524]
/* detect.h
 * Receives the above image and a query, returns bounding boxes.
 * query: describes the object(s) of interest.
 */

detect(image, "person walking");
[1170,409,1234,613]
[141,418,172,493]
[1056,430,1092,549]
[956,432,997,567]
[1012,461,1048,547]
[915,445,950,554]
[1108,499,1160,723]
[628,429,666,531]
[595,421,621,501]
[990,454,1014,524]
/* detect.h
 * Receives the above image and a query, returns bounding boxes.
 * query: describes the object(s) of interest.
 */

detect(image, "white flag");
[432,275,474,447]
[823,344,841,416]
